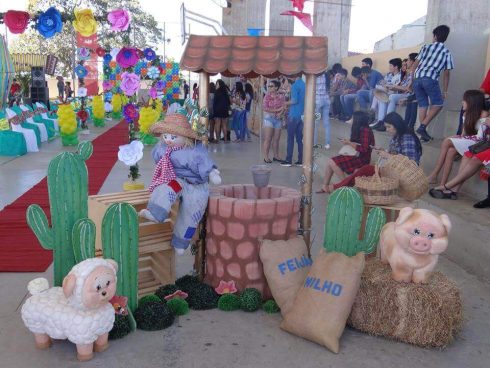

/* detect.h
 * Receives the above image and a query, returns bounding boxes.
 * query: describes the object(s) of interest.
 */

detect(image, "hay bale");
[348,259,463,348]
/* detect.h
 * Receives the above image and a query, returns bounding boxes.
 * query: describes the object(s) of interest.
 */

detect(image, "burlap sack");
[280,251,365,353]
[259,238,312,315]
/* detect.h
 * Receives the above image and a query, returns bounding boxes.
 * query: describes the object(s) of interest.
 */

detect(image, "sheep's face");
[81,266,117,309]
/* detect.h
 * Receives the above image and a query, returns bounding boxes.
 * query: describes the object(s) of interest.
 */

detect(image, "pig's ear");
[439,214,452,234]
[395,207,414,225]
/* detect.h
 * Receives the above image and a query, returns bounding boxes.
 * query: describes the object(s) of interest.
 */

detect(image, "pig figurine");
[379,207,451,284]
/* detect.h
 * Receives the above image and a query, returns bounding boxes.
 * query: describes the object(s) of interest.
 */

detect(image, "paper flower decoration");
[122,103,139,122]
[73,8,98,37]
[74,65,88,78]
[147,66,160,79]
[103,54,112,65]
[36,7,63,38]
[108,9,131,32]
[96,47,106,57]
[109,295,129,315]
[116,47,139,69]
[149,87,158,99]
[215,280,237,295]
[104,101,113,112]
[144,48,156,61]
[118,140,144,166]
[120,72,140,96]
[4,10,30,34]
[76,110,89,122]
[103,80,113,91]
[164,290,189,301]
[156,80,165,90]
[78,47,91,60]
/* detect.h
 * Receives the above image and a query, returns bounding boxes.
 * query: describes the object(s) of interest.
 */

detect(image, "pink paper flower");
[116,47,139,69]
[107,9,131,32]
[215,280,237,295]
[109,295,128,315]
[120,72,140,96]
[164,290,189,301]
[149,87,157,99]
[103,80,114,91]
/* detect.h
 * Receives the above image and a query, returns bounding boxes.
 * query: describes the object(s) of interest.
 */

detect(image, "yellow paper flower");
[73,9,98,37]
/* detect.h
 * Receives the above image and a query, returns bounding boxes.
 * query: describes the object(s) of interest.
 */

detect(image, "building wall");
[313,0,351,64]
[269,0,294,36]
[374,16,426,53]
[222,0,266,35]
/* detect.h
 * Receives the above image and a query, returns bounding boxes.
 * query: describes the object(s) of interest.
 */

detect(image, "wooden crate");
[88,190,178,297]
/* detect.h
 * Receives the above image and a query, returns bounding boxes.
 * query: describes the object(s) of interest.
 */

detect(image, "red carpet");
[0,121,128,272]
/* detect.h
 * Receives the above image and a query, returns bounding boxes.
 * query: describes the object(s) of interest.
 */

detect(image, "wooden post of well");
[198,72,209,144]
[301,74,316,253]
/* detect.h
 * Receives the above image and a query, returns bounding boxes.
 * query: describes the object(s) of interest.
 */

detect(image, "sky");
[1,0,429,58]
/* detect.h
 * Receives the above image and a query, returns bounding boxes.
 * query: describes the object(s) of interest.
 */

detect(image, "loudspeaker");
[31,67,46,88]
[45,55,58,76]
[31,87,49,104]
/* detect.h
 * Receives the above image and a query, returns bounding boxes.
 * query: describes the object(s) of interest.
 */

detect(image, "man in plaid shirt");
[412,25,454,142]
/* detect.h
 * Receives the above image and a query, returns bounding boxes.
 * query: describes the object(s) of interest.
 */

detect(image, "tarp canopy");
[180,35,328,78]
[10,53,47,72]
[0,36,15,111]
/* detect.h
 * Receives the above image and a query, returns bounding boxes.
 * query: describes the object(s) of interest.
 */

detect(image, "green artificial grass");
[240,288,262,312]
[175,275,201,293]
[134,302,175,331]
[167,297,190,316]
[138,294,161,308]
[218,294,241,311]
[109,314,132,340]
[186,283,219,310]
[155,284,179,302]
[262,299,280,314]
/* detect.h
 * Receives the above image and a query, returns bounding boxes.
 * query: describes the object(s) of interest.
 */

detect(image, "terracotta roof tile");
[180,35,328,77]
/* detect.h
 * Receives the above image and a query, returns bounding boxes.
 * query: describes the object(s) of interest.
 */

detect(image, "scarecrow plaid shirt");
[148,146,185,192]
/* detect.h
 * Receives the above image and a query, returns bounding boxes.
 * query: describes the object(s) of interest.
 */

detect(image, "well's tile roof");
[180,35,328,77]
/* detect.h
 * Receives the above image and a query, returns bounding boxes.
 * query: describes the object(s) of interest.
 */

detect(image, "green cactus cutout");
[101,203,139,313]
[323,187,386,256]
[26,142,92,286]
[72,218,96,264]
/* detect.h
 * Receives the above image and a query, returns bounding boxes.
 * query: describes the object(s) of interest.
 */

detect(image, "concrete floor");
[1,120,490,367]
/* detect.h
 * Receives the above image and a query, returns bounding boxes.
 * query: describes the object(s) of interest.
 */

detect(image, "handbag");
[468,140,490,154]
[338,144,359,157]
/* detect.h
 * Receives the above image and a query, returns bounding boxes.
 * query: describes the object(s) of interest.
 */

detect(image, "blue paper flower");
[110,74,116,81]
[144,48,156,61]
[155,80,165,90]
[36,7,63,38]
[104,92,113,102]
[147,66,160,79]
[103,53,112,63]
[74,65,88,78]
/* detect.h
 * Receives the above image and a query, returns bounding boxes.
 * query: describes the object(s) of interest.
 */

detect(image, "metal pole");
[301,74,316,253]
[198,72,209,144]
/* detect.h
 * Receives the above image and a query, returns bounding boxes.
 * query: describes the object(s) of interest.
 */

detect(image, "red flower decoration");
[4,10,30,34]
[96,46,106,57]
[164,290,189,301]
[214,280,237,295]
[109,295,128,315]
[77,109,89,122]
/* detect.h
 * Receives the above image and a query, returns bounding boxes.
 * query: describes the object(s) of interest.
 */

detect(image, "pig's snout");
[409,236,431,253]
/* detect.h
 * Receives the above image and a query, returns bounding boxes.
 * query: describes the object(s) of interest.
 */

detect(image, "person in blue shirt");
[356,58,384,111]
[281,75,305,166]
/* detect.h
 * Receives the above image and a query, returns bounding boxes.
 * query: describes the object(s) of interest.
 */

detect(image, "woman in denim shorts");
[262,80,286,163]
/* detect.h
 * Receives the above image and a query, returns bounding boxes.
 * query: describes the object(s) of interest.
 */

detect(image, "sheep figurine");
[21,258,118,361]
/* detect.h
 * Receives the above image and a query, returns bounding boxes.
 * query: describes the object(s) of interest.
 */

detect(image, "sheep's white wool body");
[21,258,116,345]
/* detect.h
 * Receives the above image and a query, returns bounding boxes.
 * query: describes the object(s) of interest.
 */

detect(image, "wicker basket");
[355,165,399,205]
[382,154,428,200]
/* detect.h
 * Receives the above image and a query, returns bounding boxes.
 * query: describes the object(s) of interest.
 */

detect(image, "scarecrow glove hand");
[209,169,222,185]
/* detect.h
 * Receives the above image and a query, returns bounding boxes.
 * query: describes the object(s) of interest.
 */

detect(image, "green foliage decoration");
[262,300,280,314]
[134,302,175,331]
[240,288,262,312]
[218,294,241,312]
[166,298,190,316]
[155,284,179,302]
[109,314,132,340]
[138,294,161,308]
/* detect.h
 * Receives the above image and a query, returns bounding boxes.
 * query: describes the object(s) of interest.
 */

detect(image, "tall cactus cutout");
[26,141,92,286]
[323,187,386,256]
[101,203,139,313]
[72,218,96,264]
